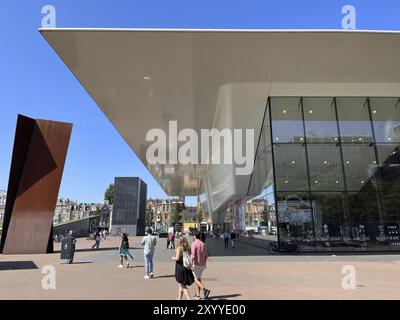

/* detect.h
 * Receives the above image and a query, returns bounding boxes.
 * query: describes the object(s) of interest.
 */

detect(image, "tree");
[104,183,114,204]
[261,207,270,227]
[146,209,153,227]
[196,207,204,226]
[172,203,181,225]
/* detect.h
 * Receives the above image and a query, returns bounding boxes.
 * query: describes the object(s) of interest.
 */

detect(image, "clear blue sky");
[1,0,399,204]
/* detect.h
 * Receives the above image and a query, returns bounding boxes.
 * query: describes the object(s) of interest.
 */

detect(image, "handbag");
[182,250,192,269]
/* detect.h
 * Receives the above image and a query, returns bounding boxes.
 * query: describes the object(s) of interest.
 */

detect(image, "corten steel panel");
[0,115,35,253]
[0,115,72,254]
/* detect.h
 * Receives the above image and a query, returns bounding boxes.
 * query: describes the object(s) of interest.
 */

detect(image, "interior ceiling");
[40,29,400,196]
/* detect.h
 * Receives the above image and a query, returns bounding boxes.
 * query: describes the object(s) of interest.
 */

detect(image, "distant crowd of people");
[223,231,238,248]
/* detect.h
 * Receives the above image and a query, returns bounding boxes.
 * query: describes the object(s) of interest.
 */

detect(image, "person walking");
[91,231,101,249]
[230,231,236,248]
[141,227,157,279]
[170,232,175,249]
[167,232,171,249]
[118,233,131,268]
[191,232,211,300]
[172,236,194,300]
[223,230,230,248]
[200,231,206,243]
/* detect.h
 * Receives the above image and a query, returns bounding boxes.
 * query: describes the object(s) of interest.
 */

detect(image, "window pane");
[341,144,378,192]
[303,97,338,143]
[276,192,314,244]
[274,144,309,191]
[376,144,400,225]
[370,97,400,143]
[311,192,352,247]
[347,191,387,250]
[249,102,273,196]
[336,98,373,143]
[271,97,304,143]
[250,146,273,196]
[307,144,344,191]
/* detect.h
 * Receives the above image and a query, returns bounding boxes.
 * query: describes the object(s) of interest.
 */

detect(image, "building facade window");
[250,97,400,252]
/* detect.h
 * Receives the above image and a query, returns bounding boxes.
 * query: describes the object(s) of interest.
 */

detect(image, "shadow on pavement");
[54,247,139,253]
[208,294,242,300]
[206,238,270,257]
[69,261,93,264]
[128,265,145,268]
[0,261,38,271]
[154,274,175,279]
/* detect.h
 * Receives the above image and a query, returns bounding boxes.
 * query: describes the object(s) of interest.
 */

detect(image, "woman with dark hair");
[91,231,101,249]
[172,237,195,300]
[118,233,130,268]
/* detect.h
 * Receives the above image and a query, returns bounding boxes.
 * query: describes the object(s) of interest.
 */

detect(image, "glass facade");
[250,97,400,252]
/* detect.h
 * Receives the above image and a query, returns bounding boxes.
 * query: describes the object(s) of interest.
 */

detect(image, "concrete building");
[53,215,98,238]
[147,197,188,231]
[111,177,147,236]
[42,29,400,252]
[53,198,102,225]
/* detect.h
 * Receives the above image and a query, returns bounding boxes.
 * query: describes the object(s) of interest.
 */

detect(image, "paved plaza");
[1,236,400,299]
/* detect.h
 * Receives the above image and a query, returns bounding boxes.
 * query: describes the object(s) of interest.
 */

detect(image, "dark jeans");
[224,238,229,248]
[92,240,100,249]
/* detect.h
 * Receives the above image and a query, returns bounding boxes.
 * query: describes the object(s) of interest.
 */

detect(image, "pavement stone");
[1,236,400,299]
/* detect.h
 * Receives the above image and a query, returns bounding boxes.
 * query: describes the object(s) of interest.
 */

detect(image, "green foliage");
[146,209,153,227]
[261,207,270,226]
[196,207,204,224]
[104,183,114,204]
[172,203,181,224]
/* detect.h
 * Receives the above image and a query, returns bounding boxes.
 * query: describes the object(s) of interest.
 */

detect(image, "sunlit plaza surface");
[1,236,400,300]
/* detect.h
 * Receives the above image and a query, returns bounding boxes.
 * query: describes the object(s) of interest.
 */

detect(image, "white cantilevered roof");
[40,29,400,205]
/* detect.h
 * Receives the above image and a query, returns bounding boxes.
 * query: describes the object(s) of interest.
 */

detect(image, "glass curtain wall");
[269,97,400,252]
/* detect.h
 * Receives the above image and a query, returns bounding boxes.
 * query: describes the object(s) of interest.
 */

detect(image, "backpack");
[182,250,192,269]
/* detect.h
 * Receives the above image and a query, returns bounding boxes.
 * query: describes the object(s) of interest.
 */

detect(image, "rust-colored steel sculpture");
[0,115,72,254]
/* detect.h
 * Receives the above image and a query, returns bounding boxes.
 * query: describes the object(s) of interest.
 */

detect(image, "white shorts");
[192,265,206,279]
